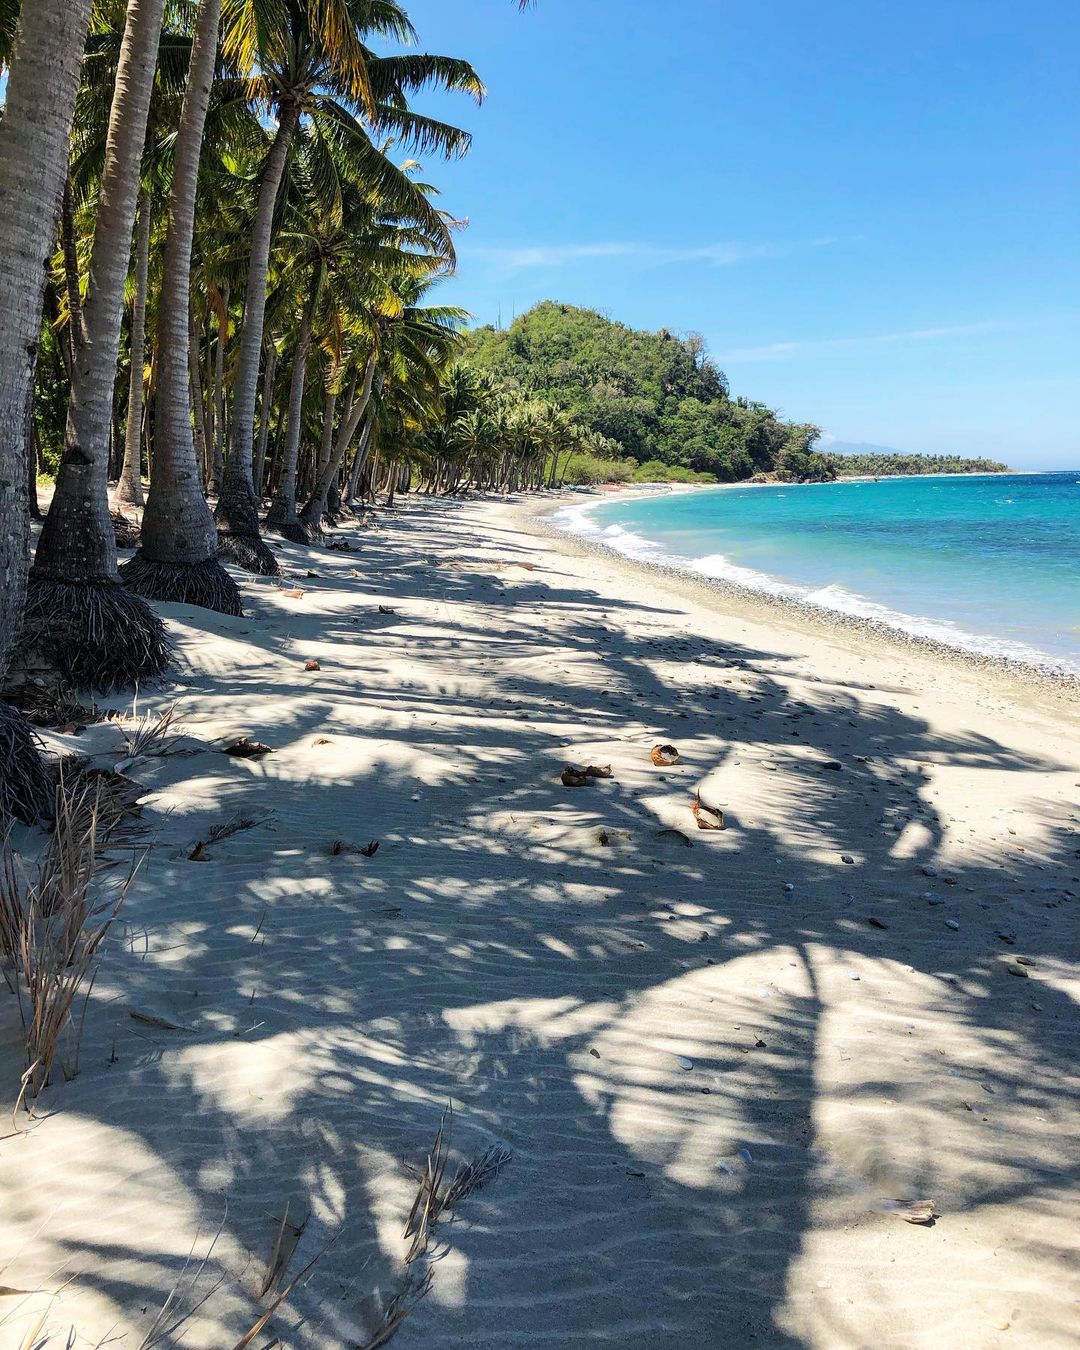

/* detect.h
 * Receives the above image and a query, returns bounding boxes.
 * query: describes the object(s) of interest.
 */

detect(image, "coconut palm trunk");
[62,174,84,369]
[189,305,211,481]
[215,101,301,573]
[0,0,94,820]
[345,415,374,507]
[208,283,228,493]
[299,352,377,536]
[252,338,278,499]
[116,191,152,509]
[266,264,322,543]
[122,0,241,616]
[319,390,340,519]
[21,0,170,693]
[316,385,337,499]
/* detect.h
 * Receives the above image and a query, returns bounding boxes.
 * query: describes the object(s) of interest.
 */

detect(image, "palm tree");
[0,0,94,821]
[265,259,325,542]
[22,0,171,691]
[115,190,153,508]
[214,0,482,572]
[301,254,466,533]
[121,0,246,616]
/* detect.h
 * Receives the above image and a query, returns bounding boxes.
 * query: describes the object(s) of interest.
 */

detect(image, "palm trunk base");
[0,703,52,826]
[276,523,310,545]
[112,511,142,548]
[115,479,145,510]
[120,552,243,617]
[215,470,278,575]
[265,498,310,545]
[217,530,279,576]
[13,574,171,693]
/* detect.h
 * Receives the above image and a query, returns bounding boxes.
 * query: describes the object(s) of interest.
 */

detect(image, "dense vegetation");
[464,303,836,485]
[834,452,1009,477]
[0,0,543,824]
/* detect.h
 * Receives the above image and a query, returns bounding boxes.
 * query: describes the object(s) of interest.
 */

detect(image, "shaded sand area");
[2,496,1078,1347]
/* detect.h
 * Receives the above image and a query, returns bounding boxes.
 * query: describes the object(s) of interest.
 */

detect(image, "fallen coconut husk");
[656,827,694,848]
[691,796,724,830]
[875,1198,935,1224]
[222,737,274,759]
[651,744,680,766]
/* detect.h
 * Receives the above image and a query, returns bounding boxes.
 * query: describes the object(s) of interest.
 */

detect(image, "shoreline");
[535,487,1080,699]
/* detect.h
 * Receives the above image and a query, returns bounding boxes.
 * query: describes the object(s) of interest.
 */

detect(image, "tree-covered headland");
[463,303,833,485]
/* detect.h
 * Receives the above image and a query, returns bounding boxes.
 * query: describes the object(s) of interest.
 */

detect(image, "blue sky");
[401,0,1080,468]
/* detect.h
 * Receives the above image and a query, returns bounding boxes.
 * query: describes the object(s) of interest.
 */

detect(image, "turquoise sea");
[557,472,1080,675]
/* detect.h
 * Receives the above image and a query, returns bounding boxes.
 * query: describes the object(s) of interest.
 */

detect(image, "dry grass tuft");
[403,1104,512,1264]
[257,1204,308,1300]
[443,1143,514,1209]
[358,1269,433,1350]
[120,702,182,759]
[1,770,139,1109]
[62,763,148,853]
[230,1239,333,1350]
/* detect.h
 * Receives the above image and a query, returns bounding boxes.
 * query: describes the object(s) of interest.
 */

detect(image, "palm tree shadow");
[2,498,1077,1348]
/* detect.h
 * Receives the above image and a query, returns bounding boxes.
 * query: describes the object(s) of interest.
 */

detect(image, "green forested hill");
[463,302,835,483]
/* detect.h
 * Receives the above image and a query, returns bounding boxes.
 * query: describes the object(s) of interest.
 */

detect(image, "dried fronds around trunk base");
[264,509,311,546]
[0,703,52,826]
[217,531,279,577]
[120,553,243,617]
[6,679,101,731]
[1,771,138,1108]
[18,576,171,693]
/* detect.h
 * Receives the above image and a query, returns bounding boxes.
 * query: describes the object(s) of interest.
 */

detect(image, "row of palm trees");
[0,0,546,824]
[412,364,614,496]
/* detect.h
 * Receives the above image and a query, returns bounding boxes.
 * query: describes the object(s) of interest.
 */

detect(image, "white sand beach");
[2,495,1077,1348]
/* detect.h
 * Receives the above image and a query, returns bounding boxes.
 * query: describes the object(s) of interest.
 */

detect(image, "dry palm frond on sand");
[188,814,266,861]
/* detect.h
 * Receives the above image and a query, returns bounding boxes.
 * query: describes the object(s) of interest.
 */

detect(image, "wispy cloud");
[714,319,1014,364]
[470,237,837,275]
